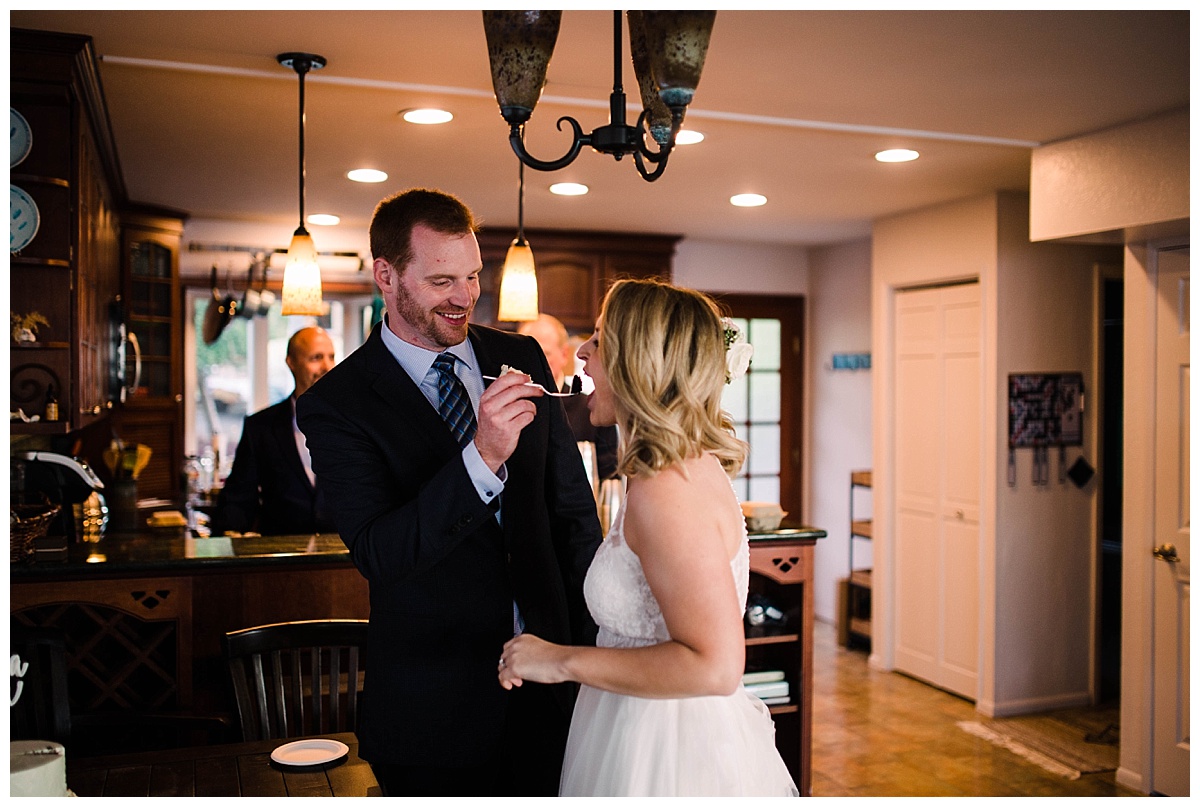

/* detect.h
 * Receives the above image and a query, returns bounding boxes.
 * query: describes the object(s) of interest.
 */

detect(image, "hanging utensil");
[202,265,239,344]
[240,264,260,318]
[255,253,276,315]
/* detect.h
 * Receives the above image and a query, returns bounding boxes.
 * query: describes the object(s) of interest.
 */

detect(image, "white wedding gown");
[559,497,799,797]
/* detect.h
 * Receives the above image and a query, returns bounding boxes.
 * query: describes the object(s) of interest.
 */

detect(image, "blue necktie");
[432,353,477,447]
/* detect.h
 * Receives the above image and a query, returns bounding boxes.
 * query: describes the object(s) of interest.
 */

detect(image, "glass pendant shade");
[627,11,676,148]
[497,240,538,322]
[281,228,323,315]
[641,11,716,112]
[482,10,562,126]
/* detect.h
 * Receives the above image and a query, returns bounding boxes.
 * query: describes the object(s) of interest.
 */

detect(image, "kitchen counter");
[10,530,353,580]
[11,529,370,719]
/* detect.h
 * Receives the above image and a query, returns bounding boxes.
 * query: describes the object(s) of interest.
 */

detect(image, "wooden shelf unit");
[842,470,873,649]
[746,531,822,796]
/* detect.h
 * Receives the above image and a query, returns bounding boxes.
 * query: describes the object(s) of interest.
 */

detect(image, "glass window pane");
[721,375,748,422]
[749,371,781,422]
[192,308,250,464]
[748,424,780,474]
[748,475,780,503]
[749,318,781,371]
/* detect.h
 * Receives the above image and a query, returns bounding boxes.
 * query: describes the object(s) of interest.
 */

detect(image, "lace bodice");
[583,494,750,650]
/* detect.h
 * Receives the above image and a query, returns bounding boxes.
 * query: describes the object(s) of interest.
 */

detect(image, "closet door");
[893,281,982,698]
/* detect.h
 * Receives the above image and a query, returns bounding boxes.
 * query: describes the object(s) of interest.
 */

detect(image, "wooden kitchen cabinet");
[10,30,122,435]
[475,229,679,334]
[111,207,187,500]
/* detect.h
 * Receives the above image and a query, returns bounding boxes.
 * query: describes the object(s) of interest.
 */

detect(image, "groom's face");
[376,223,482,351]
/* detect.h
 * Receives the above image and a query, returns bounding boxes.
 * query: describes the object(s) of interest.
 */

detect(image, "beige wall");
[673,238,809,295]
[872,190,1120,715]
[1029,108,1188,242]
[992,194,1118,710]
[807,239,873,624]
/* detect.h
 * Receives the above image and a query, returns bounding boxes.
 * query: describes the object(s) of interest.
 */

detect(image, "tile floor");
[808,620,1139,797]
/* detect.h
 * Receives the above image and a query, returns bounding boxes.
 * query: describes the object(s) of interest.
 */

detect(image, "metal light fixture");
[278,52,326,316]
[482,10,715,182]
[497,154,538,322]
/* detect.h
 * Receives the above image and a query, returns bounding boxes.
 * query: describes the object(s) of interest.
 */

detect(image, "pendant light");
[497,144,538,322]
[278,52,326,316]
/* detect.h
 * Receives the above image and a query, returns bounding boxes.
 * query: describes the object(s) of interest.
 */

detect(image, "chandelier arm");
[508,117,588,172]
[634,148,669,182]
[634,108,680,165]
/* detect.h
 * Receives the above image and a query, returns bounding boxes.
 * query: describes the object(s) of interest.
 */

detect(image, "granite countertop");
[10,530,352,579]
[12,521,825,580]
[747,524,827,542]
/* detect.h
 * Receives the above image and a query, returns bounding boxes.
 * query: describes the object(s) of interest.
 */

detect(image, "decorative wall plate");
[11,108,32,168]
[11,185,40,253]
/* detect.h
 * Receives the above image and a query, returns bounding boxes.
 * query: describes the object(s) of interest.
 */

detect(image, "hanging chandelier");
[482,10,715,182]
[278,51,325,316]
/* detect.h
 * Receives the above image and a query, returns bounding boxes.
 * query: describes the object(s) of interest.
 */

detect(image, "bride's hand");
[498,633,569,690]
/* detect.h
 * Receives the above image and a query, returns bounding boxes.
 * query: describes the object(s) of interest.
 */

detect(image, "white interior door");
[1152,246,1189,796]
[893,281,981,698]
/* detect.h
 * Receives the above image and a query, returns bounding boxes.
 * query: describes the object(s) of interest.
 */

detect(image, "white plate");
[11,185,39,253]
[11,108,31,168]
[270,738,349,767]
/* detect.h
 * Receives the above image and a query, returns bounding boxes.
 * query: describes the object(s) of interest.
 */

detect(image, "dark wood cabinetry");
[476,229,679,333]
[10,30,123,435]
[746,529,823,796]
[111,208,187,500]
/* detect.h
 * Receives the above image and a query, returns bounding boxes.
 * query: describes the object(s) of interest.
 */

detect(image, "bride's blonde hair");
[599,278,747,479]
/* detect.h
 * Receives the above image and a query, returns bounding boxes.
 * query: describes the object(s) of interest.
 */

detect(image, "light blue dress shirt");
[379,320,522,634]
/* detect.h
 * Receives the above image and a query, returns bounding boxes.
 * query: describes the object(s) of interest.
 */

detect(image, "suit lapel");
[468,325,503,380]
[360,326,460,454]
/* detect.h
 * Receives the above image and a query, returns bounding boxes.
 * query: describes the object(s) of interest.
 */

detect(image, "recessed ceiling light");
[675,129,704,145]
[347,168,388,183]
[401,108,453,125]
[306,214,340,226]
[550,182,589,196]
[875,148,919,163]
[730,193,767,208]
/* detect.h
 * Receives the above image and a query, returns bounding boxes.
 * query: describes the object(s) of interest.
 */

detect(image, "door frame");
[708,293,806,521]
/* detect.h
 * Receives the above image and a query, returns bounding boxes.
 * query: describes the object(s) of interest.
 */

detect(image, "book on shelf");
[742,670,786,686]
[761,695,791,706]
[745,680,790,700]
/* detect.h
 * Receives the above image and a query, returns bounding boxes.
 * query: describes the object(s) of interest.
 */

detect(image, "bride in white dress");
[498,279,798,797]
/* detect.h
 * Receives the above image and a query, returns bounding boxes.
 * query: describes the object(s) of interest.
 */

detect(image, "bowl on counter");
[741,501,787,532]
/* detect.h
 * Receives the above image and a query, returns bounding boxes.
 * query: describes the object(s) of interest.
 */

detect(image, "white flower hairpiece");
[721,317,753,384]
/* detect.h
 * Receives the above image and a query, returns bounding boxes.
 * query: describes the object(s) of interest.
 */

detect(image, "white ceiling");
[10,9,1190,255]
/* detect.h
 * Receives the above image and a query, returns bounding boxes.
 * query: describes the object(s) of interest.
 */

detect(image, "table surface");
[67,732,380,797]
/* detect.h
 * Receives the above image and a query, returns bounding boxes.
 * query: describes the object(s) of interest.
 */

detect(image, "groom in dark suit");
[297,188,602,796]
[213,326,337,536]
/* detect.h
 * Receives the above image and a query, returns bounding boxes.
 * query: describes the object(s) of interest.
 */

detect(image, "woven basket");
[10,502,61,563]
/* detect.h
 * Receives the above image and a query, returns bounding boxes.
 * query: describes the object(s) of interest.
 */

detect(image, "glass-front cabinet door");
[113,209,185,500]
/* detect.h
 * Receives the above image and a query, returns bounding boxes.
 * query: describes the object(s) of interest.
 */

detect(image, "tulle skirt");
[559,683,799,797]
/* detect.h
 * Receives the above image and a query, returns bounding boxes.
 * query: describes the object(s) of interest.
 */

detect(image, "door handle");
[1153,543,1180,563]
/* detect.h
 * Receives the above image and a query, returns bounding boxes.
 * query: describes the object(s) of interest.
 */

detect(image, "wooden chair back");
[224,619,369,742]
[10,626,72,746]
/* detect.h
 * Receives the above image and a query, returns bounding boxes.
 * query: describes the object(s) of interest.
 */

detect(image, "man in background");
[519,313,619,481]
[213,326,337,536]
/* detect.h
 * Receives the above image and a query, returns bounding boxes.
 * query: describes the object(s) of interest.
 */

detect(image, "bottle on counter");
[44,383,59,422]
